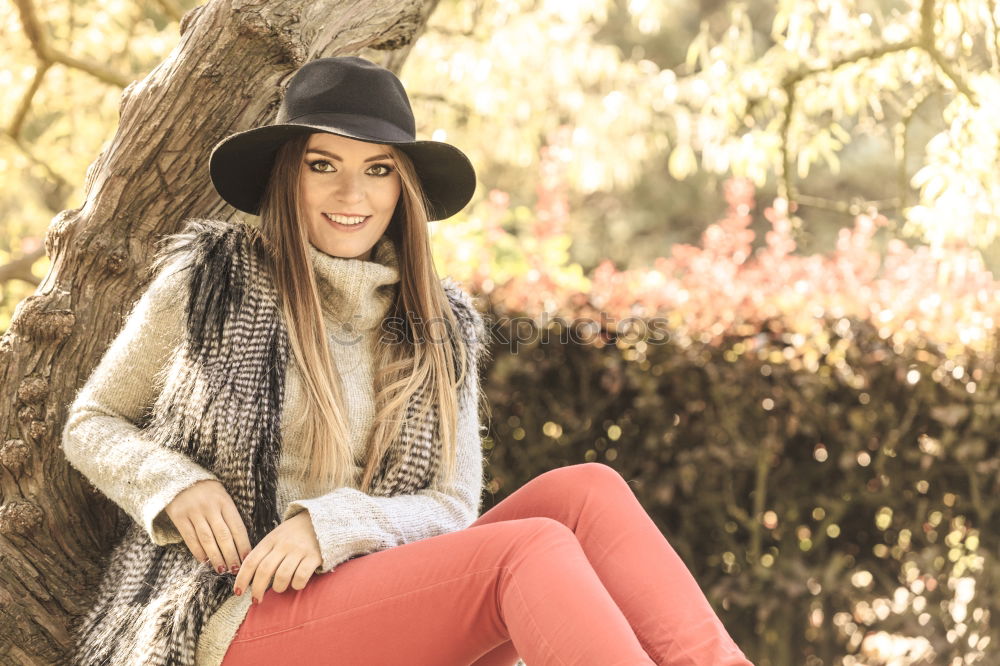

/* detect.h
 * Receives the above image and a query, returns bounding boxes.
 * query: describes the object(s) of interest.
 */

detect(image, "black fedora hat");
[209,56,476,221]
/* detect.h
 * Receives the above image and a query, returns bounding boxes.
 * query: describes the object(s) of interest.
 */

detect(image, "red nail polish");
[234,587,242,596]
[217,565,226,574]
[231,564,240,574]
[252,597,259,605]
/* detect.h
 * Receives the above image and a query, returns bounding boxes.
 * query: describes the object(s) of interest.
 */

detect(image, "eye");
[368,163,395,177]
[307,159,335,172]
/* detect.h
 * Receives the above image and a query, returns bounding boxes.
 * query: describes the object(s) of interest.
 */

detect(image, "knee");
[486,518,581,587]
[545,462,631,494]
[495,517,577,559]
[471,517,577,574]
[512,516,575,542]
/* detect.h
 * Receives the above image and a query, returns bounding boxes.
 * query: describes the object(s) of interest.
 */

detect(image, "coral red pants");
[220,462,752,665]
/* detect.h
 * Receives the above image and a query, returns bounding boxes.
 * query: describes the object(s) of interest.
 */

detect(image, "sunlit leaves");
[442,159,1000,363]
[671,0,1000,248]
[403,0,678,194]
[668,143,697,180]
[0,1,179,323]
[907,74,1000,246]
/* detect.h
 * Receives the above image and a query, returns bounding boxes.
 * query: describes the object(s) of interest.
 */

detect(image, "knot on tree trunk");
[0,501,44,536]
[1,440,30,476]
[9,295,75,341]
[17,376,49,403]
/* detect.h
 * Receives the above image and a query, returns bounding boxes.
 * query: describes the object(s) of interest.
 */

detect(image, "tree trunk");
[0,0,439,662]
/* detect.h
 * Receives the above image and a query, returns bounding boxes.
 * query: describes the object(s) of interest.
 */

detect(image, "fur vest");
[69,218,488,665]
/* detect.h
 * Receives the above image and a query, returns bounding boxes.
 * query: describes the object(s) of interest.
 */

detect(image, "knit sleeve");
[282,380,486,574]
[282,296,490,575]
[61,258,219,546]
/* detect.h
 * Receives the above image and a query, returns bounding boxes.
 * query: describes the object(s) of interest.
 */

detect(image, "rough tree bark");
[0,0,440,662]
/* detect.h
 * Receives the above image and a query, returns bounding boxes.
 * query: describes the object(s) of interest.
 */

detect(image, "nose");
[333,172,364,204]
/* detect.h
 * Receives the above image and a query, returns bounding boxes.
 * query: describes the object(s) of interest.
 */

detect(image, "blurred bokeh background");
[2,0,998,664]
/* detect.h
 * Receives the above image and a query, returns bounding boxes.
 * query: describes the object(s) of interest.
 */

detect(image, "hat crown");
[209,56,477,220]
[274,56,416,137]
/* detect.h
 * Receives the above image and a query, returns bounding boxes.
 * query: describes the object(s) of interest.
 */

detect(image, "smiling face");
[297,132,403,260]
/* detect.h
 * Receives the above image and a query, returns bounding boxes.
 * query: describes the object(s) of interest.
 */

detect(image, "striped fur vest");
[69,218,487,665]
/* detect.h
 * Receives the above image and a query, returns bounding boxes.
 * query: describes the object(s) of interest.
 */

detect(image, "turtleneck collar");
[307,234,400,331]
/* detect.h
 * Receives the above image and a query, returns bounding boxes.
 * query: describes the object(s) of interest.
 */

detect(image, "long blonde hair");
[256,131,473,492]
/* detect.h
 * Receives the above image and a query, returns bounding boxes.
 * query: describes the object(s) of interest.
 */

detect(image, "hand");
[234,511,323,605]
[163,479,252,576]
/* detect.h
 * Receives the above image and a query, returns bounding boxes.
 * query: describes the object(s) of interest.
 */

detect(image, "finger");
[250,550,279,605]
[234,541,268,597]
[221,502,252,564]
[270,552,304,594]
[191,515,227,574]
[175,517,208,564]
[232,557,251,597]
[290,556,322,591]
[207,511,241,574]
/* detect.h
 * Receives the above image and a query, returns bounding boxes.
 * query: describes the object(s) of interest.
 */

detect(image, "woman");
[62,56,752,665]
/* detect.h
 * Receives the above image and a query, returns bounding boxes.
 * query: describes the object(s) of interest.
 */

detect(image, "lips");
[323,212,367,223]
[322,212,371,230]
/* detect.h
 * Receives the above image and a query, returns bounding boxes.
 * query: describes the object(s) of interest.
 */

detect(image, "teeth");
[324,213,367,226]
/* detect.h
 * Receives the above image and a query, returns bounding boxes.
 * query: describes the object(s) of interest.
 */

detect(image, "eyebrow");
[306,148,392,162]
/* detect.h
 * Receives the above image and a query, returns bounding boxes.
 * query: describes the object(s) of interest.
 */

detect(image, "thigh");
[221,518,552,666]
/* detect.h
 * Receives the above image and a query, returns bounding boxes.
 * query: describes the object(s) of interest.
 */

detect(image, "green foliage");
[407,0,1000,266]
[0,0,181,328]
[481,314,998,665]
[9,0,1000,321]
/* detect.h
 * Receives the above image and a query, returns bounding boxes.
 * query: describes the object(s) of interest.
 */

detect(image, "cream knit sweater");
[62,234,486,665]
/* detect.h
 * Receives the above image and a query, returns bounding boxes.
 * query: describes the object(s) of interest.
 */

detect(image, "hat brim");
[208,122,476,221]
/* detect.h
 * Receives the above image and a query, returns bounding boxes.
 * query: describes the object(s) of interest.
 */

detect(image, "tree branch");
[778,40,919,91]
[762,42,921,221]
[748,432,772,565]
[8,61,50,139]
[919,0,978,103]
[965,462,990,525]
[12,0,133,89]
[748,0,979,222]
[926,47,978,102]
[794,193,903,215]
[0,247,45,287]
[0,133,72,203]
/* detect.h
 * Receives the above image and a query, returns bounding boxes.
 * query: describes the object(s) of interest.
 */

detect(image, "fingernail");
[217,565,226,574]
[252,597,259,605]
[230,564,240,574]
[234,587,242,596]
